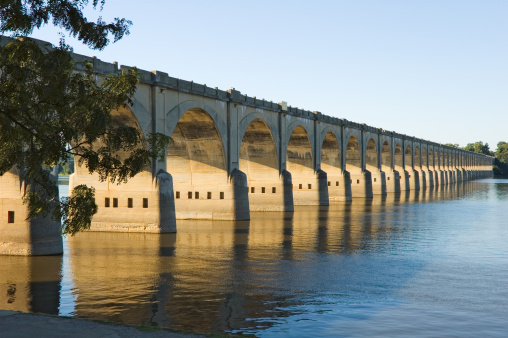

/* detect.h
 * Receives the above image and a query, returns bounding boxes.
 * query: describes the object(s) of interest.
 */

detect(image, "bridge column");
[0,169,63,256]
[423,164,434,189]
[283,117,329,206]
[236,112,290,213]
[320,129,351,202]
[405,143,420,191]
[366,137,386,195]
[455,168,462,183]
[345,133,373,198]
[425,168,434,188]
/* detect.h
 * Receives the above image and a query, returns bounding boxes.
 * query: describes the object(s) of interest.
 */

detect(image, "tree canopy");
[463,141,492,156]
[0,1,170,235]
[0,0,131,50]
[493,141,508,177]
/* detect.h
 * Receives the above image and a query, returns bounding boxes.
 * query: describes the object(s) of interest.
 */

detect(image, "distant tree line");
[447,141,508,177]
[57,156,74,176]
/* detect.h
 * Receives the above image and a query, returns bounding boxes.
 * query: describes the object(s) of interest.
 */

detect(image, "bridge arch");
[167,107,227,182]
[287,125,326,205]
[240,118,286,211]
[381,141,391,172]
[239,118,279,180]
[166,100,228,163]
[346,135,361,175]
[422,147,428,169]
[320,131,341,175]
[365,138,378,172]
[166,107,234,219]
[70,104,174,232]
[238,112,280,159]
[414,146,421,169]
[346,135,372,197]
[394,142,403,173]
[320,131,345,200]
[405,144,413,170]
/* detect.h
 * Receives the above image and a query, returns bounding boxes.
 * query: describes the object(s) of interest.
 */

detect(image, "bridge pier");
[455,169,462,183]
[408,170,420,191]
[0,169,62,256]
[71,170,177,232]
[416,169,426,190]
[399,170,411,191]
[462,169,469,181]
[349,171,374,198]
[291,170,329,206]
[327,172,352,201]
[438,170,446,185]
[370,170,387,195]
[448,170,453,184]
[247,171,293,212]
[385,170,401,193]
[424,169,434,189]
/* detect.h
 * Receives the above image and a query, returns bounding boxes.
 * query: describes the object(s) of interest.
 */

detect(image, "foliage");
[463,141,493,156]
[0,2,171,235]
[60,184,97,235]
[494,142,508,177]
[445,143,459,148]
[57,159,74,176]
[495,141,508,164]
[0,0,131,50]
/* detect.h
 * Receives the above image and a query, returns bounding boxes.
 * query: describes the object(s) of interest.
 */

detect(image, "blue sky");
[28,1,507,151]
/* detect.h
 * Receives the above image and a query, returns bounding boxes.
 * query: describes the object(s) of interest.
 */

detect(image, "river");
[1,179,507,337]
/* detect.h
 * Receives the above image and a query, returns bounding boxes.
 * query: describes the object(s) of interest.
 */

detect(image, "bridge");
[0,40,495,255]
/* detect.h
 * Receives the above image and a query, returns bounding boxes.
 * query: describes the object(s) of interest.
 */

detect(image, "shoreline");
[0,310,224,337]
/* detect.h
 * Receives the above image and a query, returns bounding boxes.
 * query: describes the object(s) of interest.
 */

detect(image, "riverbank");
[0,310,209,337]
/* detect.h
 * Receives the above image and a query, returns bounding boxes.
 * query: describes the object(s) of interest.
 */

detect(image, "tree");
[0,1,170,235]
[493,141,508,177]
[495,142,508,164]
[463,141,492,156]
[445,143,459,148]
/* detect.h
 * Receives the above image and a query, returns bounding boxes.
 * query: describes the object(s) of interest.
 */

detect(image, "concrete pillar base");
[247,173,294,212]
[408,170,421,191]
[424,170,434,188]
[292,169,329,206]
[72,170,178,231]
[327,172,352,201]
[385,170,401,193]
[172,168,249,221]
[350,171,373,198]
[400,170,411,191]
[370,170,387,195]
[0,172,63,256]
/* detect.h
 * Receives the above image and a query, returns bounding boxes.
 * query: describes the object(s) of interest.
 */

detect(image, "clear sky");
[28,0,508,151]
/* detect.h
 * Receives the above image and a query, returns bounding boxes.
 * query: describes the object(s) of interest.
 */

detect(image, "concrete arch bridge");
[0,47,494,255]
[67,56,493,233]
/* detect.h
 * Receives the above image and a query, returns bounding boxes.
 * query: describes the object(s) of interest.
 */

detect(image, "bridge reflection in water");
[0,183,481,334]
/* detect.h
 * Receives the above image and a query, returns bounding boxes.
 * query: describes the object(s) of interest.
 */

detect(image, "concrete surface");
[0,310,206,338]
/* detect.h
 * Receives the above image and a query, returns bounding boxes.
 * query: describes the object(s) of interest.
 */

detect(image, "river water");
[1,179,507,337]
